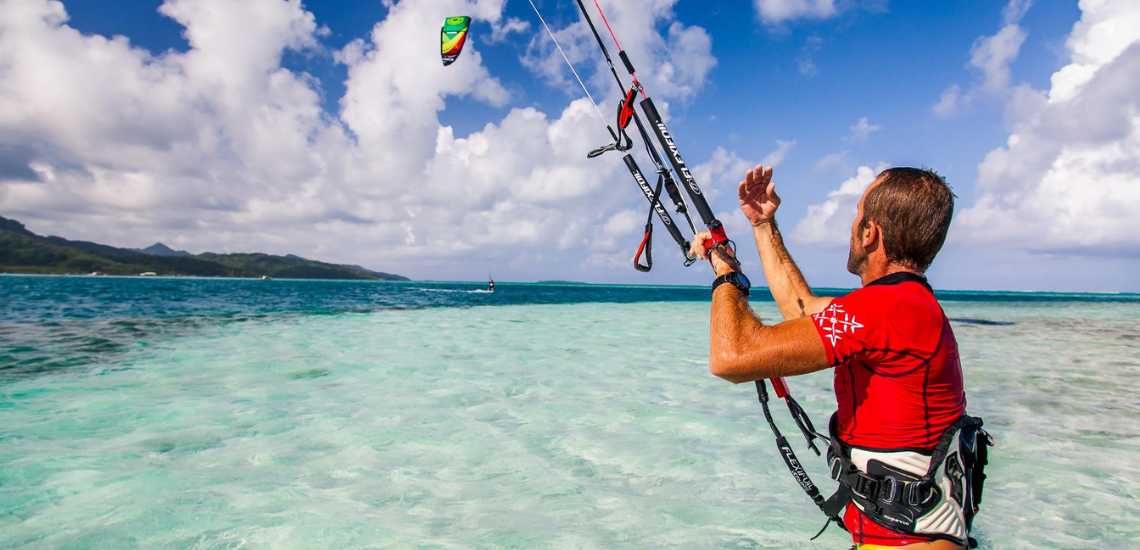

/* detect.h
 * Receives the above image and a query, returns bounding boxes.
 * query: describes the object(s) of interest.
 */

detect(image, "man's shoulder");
[835,282,901,308]
[844,279,937,303]
[832,281,943,325]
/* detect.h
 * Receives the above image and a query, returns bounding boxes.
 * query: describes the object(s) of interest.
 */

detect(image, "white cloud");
[932,84,962,118]
[691,147,751,203]
[761,139,796,167]
[796,35,822,76]
[845,117,881,142]
[1002,0,1034,26]
[660,21,717,100]
[338,0,512,184]
[791,163,887,247]
[815,150,849,171]
[597,209,642,250]
[0,0,719,281]
[754,0,837,25]
[489,16,529,43]
[955,0,1140,257]
[717,208,756,243]
[522,0,715,103]
[690,141,793,202]
[334,38,368,66]
[970,23,1028,95]
[1049,0,1140,103]
[0,0,338,220]
[933,0,1031,117]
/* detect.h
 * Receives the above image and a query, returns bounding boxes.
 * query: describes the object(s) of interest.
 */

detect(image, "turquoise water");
[1,276,1138,549]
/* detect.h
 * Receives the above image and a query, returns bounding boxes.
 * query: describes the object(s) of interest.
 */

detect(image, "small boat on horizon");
[139,272,157,277]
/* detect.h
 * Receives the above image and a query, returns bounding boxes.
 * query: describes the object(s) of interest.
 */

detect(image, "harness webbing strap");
[755,380,846,536]
[924,416,982,478]
[785,391,824,455]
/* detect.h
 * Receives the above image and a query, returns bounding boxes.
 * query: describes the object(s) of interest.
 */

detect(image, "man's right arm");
[738,165,832,320]
[753,220,832,320]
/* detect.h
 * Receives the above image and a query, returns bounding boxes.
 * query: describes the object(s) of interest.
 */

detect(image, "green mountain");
[0,215,408,280]
[0,217,35,236]
[196,253,402,280]
[0,229,240,276]
[342,263,408,280]
[132,242,191,256]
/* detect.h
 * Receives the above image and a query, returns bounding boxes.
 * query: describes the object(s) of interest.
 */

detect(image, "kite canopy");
[441,16,471,66]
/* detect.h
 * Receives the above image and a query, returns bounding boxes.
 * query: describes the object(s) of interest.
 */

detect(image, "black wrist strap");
[712,272,749,296]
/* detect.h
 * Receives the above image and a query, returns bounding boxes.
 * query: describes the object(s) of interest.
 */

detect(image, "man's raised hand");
[739,165,779,227]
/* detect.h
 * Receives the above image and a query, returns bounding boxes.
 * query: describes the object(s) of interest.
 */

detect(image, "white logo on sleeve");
[813,303,864,345]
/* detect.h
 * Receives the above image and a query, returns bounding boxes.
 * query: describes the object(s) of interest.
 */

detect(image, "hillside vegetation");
[0,216,408,280]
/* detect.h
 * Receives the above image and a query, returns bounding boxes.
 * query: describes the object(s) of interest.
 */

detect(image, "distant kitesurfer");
[692,166,988,550]
[488,276,495,293]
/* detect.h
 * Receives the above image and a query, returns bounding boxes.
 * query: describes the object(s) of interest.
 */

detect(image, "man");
[691,166,984,549]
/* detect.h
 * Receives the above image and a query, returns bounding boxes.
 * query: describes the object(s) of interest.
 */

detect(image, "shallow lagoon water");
[1,276,1138,549]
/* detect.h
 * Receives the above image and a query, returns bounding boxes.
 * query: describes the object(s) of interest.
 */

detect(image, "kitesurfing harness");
[755,379,993,547]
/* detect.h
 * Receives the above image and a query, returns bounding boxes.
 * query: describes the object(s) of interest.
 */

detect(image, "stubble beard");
[847,233,866,276]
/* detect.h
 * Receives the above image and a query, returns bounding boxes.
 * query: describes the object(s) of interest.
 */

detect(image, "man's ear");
[861,219,879,249]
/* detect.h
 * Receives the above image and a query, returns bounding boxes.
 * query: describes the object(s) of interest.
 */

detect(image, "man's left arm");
[708,284,831,384]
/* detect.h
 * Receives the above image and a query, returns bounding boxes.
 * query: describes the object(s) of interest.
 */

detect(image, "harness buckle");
[849,473,875,499]
[828,454,843,481]
[906,481,935,506]
[880,476,899,504]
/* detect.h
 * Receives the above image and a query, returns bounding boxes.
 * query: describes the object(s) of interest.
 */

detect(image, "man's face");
[846,178,880,276]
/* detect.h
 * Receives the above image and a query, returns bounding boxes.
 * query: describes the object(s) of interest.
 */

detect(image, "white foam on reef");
[415,287,492,294]
[0,301,1137,549]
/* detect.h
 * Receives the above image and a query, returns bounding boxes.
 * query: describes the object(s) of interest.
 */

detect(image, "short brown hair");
[860,167,955,272]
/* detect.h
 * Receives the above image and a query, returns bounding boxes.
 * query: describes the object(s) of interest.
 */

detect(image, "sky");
[1,0,1138,292]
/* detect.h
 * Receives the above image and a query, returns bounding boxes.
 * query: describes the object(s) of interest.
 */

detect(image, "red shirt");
[811,272,966,544]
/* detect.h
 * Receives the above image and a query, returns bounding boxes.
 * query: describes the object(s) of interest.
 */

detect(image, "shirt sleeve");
[811,290,878,366]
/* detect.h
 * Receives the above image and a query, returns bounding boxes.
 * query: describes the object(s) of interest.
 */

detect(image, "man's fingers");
[742,167,757,198]
[765,168,776,196]
[743,164,770,199]
[755,165,769,189]
[691,231,713,259]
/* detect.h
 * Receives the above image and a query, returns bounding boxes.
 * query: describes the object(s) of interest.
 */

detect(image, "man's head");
[847,167,956,277]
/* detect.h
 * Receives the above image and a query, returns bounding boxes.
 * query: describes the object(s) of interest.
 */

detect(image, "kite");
[441,16,471,66]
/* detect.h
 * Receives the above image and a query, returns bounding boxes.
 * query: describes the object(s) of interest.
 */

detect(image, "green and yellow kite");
[441,16,471,66]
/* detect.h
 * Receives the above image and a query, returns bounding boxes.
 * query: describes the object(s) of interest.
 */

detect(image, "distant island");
[537,280,587,284]
[0,215,408,281]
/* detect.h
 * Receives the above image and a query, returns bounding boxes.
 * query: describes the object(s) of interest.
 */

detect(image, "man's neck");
[860,262,924,287]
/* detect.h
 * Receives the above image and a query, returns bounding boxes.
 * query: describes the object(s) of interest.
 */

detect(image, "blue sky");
[1,0,1137,291]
